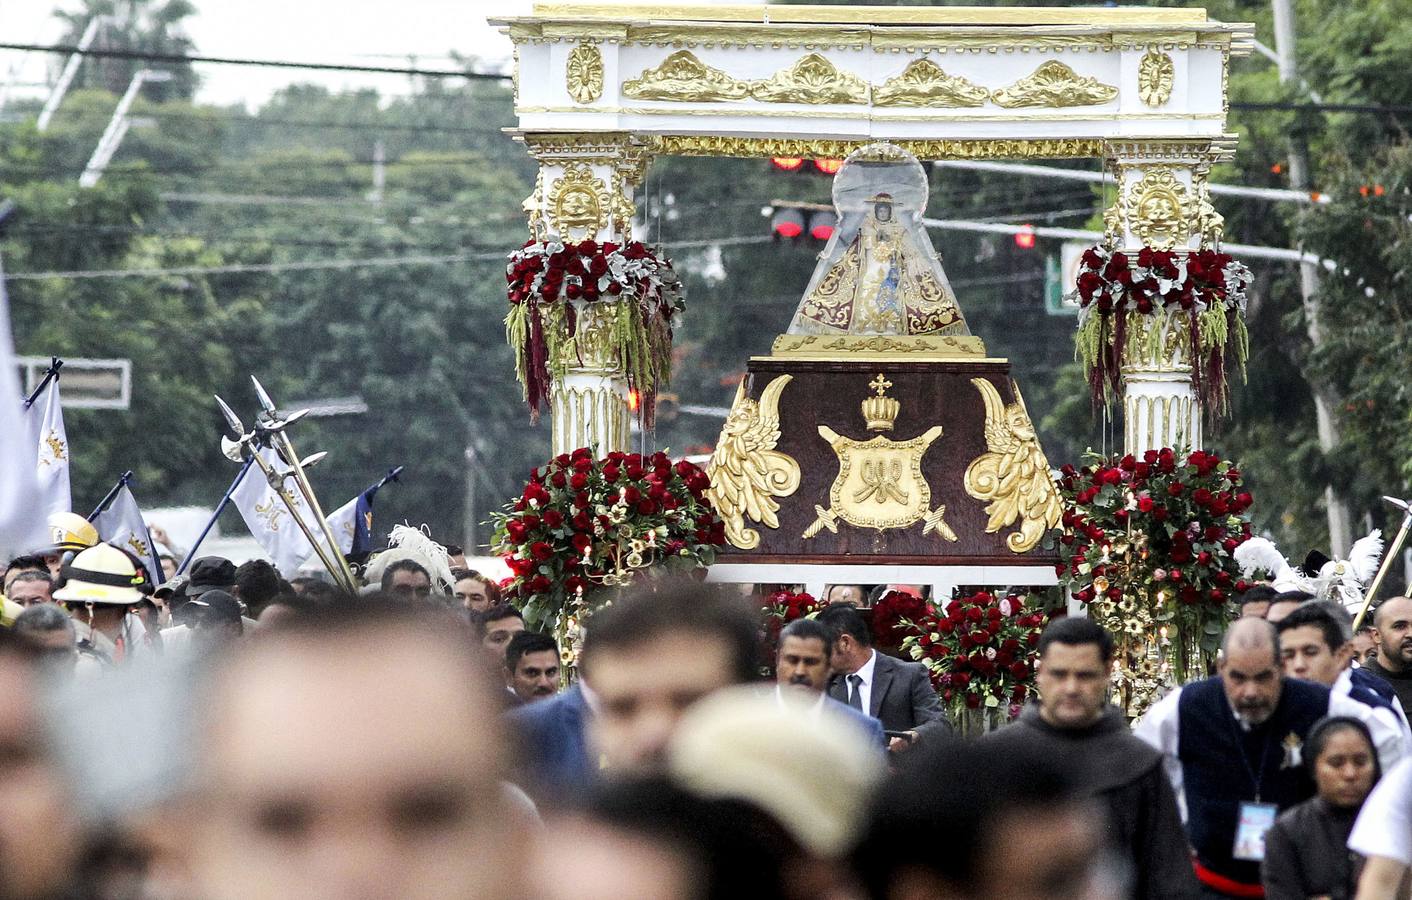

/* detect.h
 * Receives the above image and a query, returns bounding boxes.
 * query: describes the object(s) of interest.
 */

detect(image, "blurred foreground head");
[854,739,1116,900]
[579,578,759,774]
[180,595,528,900]
[0,632,83,900]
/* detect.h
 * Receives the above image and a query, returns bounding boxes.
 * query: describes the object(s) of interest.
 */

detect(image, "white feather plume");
[1348,529,1384,585]
[1234,537,1287,580]
[363,523,456,592]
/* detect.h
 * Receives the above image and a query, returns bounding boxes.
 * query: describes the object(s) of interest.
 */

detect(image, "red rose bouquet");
[871,589,927,652]
[1070,245,1252,412]
[493,447,724,630]
[760,588,820,675]
[902,589,1046,721]
[504,238,682,424]
[1056,448,1253,683]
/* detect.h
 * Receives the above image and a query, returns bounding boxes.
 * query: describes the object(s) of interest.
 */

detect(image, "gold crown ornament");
[862,373,900,432]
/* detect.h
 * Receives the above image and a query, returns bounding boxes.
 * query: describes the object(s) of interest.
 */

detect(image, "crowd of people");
[5,524,1412,900]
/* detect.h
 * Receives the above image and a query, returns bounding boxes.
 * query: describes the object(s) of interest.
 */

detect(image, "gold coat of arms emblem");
[804,374,957,541]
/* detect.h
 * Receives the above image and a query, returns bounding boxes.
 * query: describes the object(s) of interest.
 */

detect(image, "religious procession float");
[479,2,1395,724]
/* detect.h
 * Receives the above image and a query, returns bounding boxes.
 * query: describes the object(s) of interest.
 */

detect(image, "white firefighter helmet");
[53,543,148,606]
[47,511,99,554]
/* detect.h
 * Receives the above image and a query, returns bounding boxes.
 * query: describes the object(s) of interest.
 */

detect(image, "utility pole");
[1273,0,1351,555]
[37,16,107,132]
[79,69,171,188]
[368,140,385,205]
[463,437,479,554]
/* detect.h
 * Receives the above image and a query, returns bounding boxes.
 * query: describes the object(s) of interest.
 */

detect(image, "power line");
[0,41,509,80]
[1232,100,1412,116]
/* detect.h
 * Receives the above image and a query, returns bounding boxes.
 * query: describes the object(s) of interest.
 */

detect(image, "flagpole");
[174,457,254,577]
[22,357,62,409]
[372,466,404,492]
[87,470,133,522]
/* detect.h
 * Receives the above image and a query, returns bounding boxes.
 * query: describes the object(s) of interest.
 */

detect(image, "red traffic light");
[1014,224,1037,249]
[808,211,837,241]
[771,157,805,172]
[771,208,805,238]
[814,158,843,175]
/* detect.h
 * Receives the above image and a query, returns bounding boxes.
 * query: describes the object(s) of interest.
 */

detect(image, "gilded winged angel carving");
[963,378,1063,553]
[706,375,802,550]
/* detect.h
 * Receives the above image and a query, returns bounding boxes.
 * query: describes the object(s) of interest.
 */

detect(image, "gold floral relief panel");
[991,60,1119,109]
[873,58,988,108]
[621,49,751,101]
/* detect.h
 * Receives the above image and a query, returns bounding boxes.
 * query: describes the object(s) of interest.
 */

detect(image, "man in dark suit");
[816,603,950,752]
[775,617,886,751]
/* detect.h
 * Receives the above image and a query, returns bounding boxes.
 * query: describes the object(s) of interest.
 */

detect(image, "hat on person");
[188,589,242,627]
[154,573,188,600]
[53,544,148,606]
[668,685,885,858]
[186,557,236,598]
[45,511,99,554]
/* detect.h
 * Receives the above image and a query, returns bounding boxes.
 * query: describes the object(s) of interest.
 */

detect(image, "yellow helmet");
[53,544,147,606]
[47,512,99,554]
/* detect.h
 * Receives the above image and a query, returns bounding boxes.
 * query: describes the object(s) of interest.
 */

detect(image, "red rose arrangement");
[492,447,723,630]
[1056,448,1253,680]
[760,588,820,675]
[1070,245,1252,411]
[504,238,682,424]
[871,590,928,652]
[902,590,1046,719]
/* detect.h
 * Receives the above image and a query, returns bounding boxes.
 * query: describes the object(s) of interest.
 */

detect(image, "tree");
[51,0,198,102]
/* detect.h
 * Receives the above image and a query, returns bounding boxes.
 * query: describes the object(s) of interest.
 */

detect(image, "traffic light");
[813,158,843,175]
[771,208,806,239]
[771,157,805,172]
[808,211,837,241]
[1014,224,1037,250]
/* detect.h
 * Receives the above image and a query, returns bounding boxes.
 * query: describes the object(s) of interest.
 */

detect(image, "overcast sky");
[1,0,534,109]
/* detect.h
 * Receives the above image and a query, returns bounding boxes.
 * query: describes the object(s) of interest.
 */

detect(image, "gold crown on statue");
[862,373,899,432]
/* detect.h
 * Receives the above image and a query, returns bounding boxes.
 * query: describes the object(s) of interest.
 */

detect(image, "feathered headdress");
[1314,530,1384,613]
[362,523,457,593]
[1233,537,1312,593]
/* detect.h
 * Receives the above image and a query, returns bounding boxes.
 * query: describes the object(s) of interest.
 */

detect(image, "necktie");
[847,673,864,711]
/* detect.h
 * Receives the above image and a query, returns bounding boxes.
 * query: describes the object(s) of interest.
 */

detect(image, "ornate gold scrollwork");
[522,168,547,240]
[749,52,869,104]
[622,49,751,101]
[1192,174,1224,249]
[646,135,1106,160]
[872,58,988,108]
[963,378,1062,553]
[1137,50,1175,107]
[565,43,604,104]
[1123,166,1189,250]
[547,162,611,237]
[705,375,802,550]
[991,60,1119,108]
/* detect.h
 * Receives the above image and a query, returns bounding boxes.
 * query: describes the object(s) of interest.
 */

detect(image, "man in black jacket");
[983,617,1200,900]
[817,603,949,752]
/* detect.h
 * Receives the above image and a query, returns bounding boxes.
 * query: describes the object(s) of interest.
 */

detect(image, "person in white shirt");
[774,617,885,749]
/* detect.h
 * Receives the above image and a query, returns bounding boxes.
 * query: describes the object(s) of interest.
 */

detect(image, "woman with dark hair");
[1262,716,1382,900]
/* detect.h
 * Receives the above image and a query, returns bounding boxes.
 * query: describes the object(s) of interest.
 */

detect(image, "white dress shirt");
[846,649,879,715]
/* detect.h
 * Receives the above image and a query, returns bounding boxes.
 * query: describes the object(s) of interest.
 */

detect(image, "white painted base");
[551,370,631,457]
[1123,368,1201,453]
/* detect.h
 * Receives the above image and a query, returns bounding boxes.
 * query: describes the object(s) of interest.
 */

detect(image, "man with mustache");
[775,617,885,749]
[1136,618,1404,898]
[1361,596,1412,716]
[505,631,561,705]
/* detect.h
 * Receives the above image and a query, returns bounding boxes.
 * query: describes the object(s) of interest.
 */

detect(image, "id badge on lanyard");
[1233,802,1279,861]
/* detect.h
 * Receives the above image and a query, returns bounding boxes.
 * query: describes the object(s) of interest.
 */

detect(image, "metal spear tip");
[1385,496,1412,514]
[299,451,328,470]
[258,408,310,433]
[213,394,245,437]
[250,376,277,413]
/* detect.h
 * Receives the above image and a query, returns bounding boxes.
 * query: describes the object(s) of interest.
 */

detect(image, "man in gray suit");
[775,617,886,751]
[817,603,950,752]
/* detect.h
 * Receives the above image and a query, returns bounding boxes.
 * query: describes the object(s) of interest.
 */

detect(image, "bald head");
[1222,617,1280,665]
[1373,596,1412,672]
[183,600,528,900]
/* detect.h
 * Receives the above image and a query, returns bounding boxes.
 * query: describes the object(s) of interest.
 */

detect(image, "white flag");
[28,376,71,519]
[0,260,45,553]
[231,449,354,577]
[91,483,162,586]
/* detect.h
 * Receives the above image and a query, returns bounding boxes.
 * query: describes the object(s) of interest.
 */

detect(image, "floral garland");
[492,447,723,630]
[871,589,928,652]
[1070,246,1253,412]
[901,590,1046,719]
[504,238,683,424]
[1056,448,1253,686]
